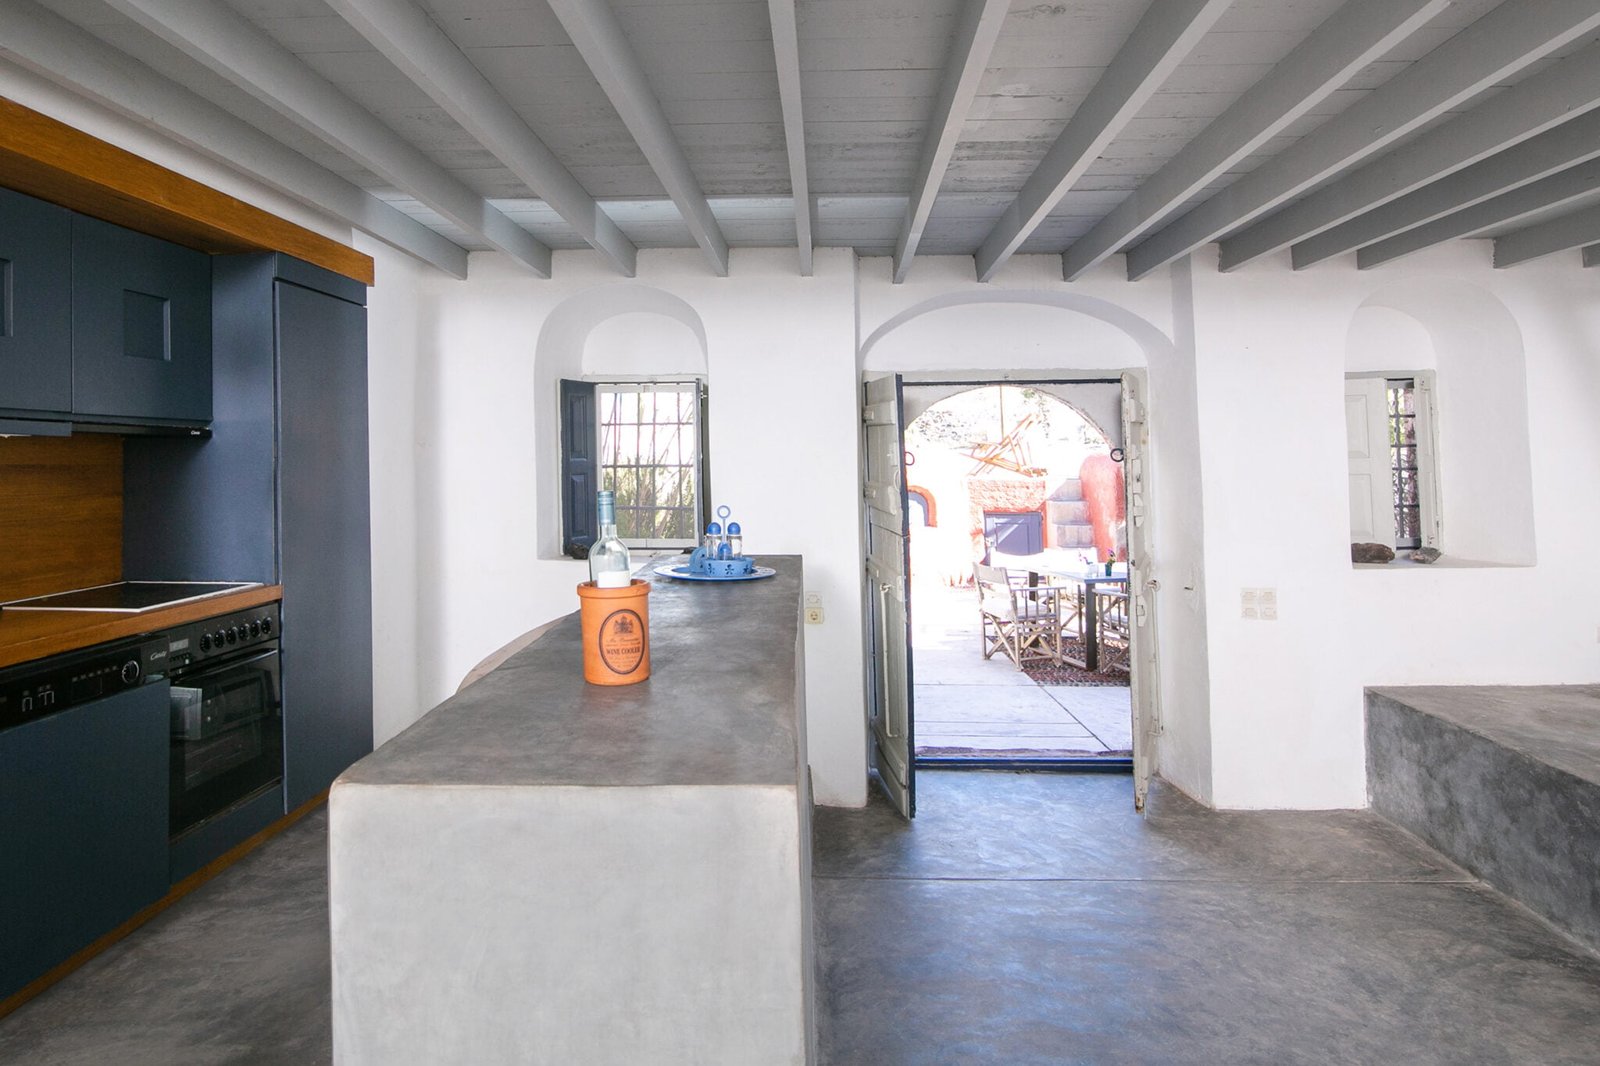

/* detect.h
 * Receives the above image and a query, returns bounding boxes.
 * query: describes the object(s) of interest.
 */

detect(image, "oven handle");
[168,644,279,681]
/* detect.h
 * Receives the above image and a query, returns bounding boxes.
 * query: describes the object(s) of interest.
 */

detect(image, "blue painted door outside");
[984,511,1043,556]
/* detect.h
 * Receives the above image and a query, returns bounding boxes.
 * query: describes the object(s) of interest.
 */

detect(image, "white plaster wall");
[359,234,429,747]
[368,239,1600,813]
[1189,242,1600,808]
[1150,259,1216,804]
[389,248,868,806]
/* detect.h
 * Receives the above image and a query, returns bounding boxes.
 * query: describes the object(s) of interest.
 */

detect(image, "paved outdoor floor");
[914,581,1131,757]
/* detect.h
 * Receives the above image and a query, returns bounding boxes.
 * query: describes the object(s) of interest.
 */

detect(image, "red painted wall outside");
[1079,454,1125,561]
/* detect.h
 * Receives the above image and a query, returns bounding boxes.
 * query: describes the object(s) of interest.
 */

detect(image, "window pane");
[596,383,700,545]
[1399,416,1417,446]
[1399,471,1419,506]
[1394,446,1416,471]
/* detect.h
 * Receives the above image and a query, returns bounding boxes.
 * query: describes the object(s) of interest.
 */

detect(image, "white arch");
[860,290,1174,371]
[534,284,709,557]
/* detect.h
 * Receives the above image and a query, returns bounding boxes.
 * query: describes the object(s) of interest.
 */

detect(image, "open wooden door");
[863,374,914,818]
[1121,370,1161,813]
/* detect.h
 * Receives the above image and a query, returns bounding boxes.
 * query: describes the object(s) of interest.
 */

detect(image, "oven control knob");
[227,627,239,645]
[215,630,227,647]
[199,633,212,651]
[249,621,261,638]
[260,617,273,635]
[120,659,141,685]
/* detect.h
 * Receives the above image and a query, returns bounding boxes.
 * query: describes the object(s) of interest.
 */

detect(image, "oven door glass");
[169,647,282,839]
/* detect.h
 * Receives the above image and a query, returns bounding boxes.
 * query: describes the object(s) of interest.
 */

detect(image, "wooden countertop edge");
[0,585,284,669]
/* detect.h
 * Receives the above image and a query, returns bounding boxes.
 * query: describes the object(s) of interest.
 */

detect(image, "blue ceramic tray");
[653,563,777,582]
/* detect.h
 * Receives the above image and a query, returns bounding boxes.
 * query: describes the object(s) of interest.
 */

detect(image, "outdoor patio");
[912,581,1132,759]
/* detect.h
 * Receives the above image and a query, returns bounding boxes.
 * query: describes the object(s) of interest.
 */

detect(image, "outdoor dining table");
[994,550,1129,671]
[1054,572,1130,671]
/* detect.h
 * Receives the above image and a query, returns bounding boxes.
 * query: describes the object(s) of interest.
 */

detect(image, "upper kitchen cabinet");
[71,215,211,426]
[0,188,73,417]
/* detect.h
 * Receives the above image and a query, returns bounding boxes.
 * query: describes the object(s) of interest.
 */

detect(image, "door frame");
[863,375,1161,790]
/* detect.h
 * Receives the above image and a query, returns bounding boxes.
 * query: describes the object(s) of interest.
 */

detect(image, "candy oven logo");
[597,609,646,675]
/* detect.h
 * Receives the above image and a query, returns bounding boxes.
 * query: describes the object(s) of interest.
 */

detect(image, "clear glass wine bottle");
[588,490,632,588]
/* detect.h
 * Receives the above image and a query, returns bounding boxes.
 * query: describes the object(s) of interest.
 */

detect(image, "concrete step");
[1048,478,1083,502]
[1052,524,1097,549]
[1047,499,1089,524]
[1366,686,1600,954]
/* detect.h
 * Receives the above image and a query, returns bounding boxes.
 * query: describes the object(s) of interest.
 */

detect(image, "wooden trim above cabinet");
[0,97,374,285]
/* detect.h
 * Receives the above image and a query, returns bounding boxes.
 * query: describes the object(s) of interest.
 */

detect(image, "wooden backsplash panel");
[0,436,122,602]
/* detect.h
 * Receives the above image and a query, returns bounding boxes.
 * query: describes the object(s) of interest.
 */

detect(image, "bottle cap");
[728,522,741,534]
[706,522,722,535]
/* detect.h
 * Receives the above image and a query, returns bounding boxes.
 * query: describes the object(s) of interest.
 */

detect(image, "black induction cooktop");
[0,581,261,614]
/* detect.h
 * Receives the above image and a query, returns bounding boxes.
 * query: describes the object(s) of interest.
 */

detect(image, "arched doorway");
[901,383,1132,765]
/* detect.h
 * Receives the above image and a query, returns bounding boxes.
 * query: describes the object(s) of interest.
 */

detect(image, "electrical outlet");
[1240,589,1258,620]
[805,607,824,625]
[1259,588,1278,621]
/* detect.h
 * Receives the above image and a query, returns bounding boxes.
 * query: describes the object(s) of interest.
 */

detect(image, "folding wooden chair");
[975,563,1065,668]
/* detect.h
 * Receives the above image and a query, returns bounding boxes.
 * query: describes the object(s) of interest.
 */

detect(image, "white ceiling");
[7,0,1600,277]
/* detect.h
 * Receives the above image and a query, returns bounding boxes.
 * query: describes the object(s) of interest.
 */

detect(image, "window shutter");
[560,379,598,557]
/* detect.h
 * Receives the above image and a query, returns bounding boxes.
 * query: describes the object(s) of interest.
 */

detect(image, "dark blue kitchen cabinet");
[71,214,212,425]
[0,187,73,416]
[0,682,170,1001]
[125,253,372,815]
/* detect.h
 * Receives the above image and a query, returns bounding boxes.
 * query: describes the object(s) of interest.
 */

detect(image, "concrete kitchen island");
[329,557,813,1065]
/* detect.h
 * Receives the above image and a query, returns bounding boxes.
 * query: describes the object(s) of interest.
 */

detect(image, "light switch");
[804,592,822,608]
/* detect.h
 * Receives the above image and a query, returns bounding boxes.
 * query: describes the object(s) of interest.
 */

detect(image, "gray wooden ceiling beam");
[325,0,635,276]
[973,0,1233,282]
[1585,245,1600,268]
[893,0,1009,284]
[767,0,812,276]
[1297,110,1600,269]
[546,0,729,276]
[1358,159,1600,269]
[1494,202,1600,268]
[0,0,468,277]
[1228,42,1600,270]
[1060,0,1447,282]
[101,0,552,276]
[1126,0,1600,281]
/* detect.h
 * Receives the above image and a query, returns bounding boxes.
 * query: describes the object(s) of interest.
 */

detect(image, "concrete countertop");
[1368,684,1600,786]
[340,556,803,790]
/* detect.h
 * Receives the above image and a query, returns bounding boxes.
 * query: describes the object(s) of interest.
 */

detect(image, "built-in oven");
[163,603,282,841]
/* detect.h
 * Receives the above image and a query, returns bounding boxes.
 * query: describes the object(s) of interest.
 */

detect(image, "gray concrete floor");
[813,772,1600,1065]
[0,809,332,1066]
[5,775,1598,1065]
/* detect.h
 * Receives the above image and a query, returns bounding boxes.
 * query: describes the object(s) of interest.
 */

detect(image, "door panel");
[277,280,373,808]
[0,188,72,415]
[71,215,212,424]
[863,374,914,818]
[0,682,169,1000]
[1121,371,1160,813]
[1345,377,1396,547]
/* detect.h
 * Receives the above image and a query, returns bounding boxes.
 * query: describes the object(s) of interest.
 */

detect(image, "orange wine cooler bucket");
[576,579,651,685]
